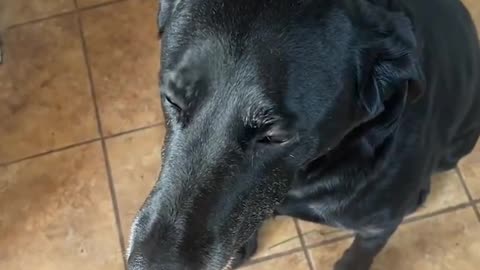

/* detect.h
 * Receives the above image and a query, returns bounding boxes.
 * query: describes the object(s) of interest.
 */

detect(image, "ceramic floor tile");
[0,0,74,28]
[76,0,113,8]
[242,252,310,270]
[408,170,469,218]
[81,0,163,136]
[310,208,480,270]
[459,141,480,200]
[0,15,98,164]
[0,142,123,270]
[298,220,350,247]
[0,64,14,100]
[106,126,165,240]
[463,0,480,33]
[308,237,352,270]
[252,217,301,259]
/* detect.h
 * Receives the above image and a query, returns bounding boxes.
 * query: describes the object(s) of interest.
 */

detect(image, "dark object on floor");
[127,0,480,269]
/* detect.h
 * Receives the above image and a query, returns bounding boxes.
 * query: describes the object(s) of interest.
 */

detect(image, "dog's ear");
[353,0,424,116]
[158,0,180,34]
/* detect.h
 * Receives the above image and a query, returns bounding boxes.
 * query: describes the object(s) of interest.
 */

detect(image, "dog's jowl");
[127,0,480,269]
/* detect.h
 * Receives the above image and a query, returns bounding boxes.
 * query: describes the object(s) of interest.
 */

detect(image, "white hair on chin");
[126,214,141,259]
[221,257,235,270]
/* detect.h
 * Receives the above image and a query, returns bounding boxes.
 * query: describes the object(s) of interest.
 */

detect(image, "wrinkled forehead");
[160,2,356,125]
[162,33,285,118]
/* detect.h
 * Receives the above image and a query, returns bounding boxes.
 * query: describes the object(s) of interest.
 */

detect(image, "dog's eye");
[257,125,291,145]
[164,95,182,112]
[257,135,289,144]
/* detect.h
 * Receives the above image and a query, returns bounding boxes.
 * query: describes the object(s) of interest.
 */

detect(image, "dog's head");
[127,0,423,269]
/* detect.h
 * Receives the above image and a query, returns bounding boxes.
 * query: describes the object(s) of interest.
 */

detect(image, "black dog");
[127,0,480,269]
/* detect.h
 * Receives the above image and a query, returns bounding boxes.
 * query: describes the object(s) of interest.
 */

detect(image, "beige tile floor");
[0,0,479,269]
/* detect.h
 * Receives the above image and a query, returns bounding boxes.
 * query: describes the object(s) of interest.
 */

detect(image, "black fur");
[128,0,480,269]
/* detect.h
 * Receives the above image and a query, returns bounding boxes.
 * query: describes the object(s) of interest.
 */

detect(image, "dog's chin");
[218,242,249,270]
[221,257,236,270]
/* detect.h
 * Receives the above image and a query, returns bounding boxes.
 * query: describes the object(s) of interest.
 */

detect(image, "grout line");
[305,234,354,250]
[239,247,305,268]
[473,204,480,223]
[294,219,315,270]
[7,0,126,30]
[403,201,473,224]
[298,201,477,251]
[75,5,127,269]
[0,123,163,167]
[76,0,126,11]
[455,167,480,222]
[104,122,164,139]
[240,234,354,268]
[0,138,101,167]
[241,200,479,269]
[7,11,76,29]
[455,167,476,202]
[0,123,163,168]
[100,137,129,268]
